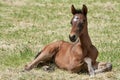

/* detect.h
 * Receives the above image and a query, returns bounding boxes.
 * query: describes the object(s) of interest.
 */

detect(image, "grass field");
[0,0,120,80]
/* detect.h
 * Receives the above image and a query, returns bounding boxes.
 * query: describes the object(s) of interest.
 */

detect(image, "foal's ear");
[71,5,76,15]
[82,4,87,16]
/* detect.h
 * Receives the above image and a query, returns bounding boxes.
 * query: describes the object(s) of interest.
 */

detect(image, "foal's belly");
[55,42,85,73]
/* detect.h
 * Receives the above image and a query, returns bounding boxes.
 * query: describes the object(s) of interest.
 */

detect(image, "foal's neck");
[79,26,92,50]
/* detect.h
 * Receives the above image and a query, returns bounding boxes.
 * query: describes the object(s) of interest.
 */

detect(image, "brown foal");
[24,4,112,76]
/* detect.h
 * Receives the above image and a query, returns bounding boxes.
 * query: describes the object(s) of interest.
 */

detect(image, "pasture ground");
[0,0,120,80]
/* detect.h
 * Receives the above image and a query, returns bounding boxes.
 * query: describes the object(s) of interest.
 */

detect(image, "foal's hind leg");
[24,41,63,71]
[93,62,112,74]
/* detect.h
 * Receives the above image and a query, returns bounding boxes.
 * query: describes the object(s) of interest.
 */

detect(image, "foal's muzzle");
[69,34,78,42]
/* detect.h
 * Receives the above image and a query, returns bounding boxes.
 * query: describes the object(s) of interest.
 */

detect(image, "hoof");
[90,75,95,78]
[24,65,32,71]
[106,63,112,71]
[42,65,55,72]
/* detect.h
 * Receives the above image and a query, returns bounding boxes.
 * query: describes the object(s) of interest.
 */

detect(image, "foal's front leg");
[24,41,62,71]
[84,57,95,77]
[94,62,112,74]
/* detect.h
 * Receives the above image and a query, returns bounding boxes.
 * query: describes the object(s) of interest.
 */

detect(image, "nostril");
[69,34,77,42]
[72,35,76,39]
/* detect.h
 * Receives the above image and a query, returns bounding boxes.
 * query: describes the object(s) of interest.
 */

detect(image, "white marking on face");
[73,16,78,22]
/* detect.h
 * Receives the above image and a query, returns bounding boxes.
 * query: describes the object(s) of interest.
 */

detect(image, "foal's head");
[69,5,88,42]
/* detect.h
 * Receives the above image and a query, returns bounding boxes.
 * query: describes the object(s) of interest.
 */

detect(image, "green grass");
[0,0,120,80]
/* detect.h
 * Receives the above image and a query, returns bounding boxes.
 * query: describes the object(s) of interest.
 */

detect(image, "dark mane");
[75,9,82,14]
